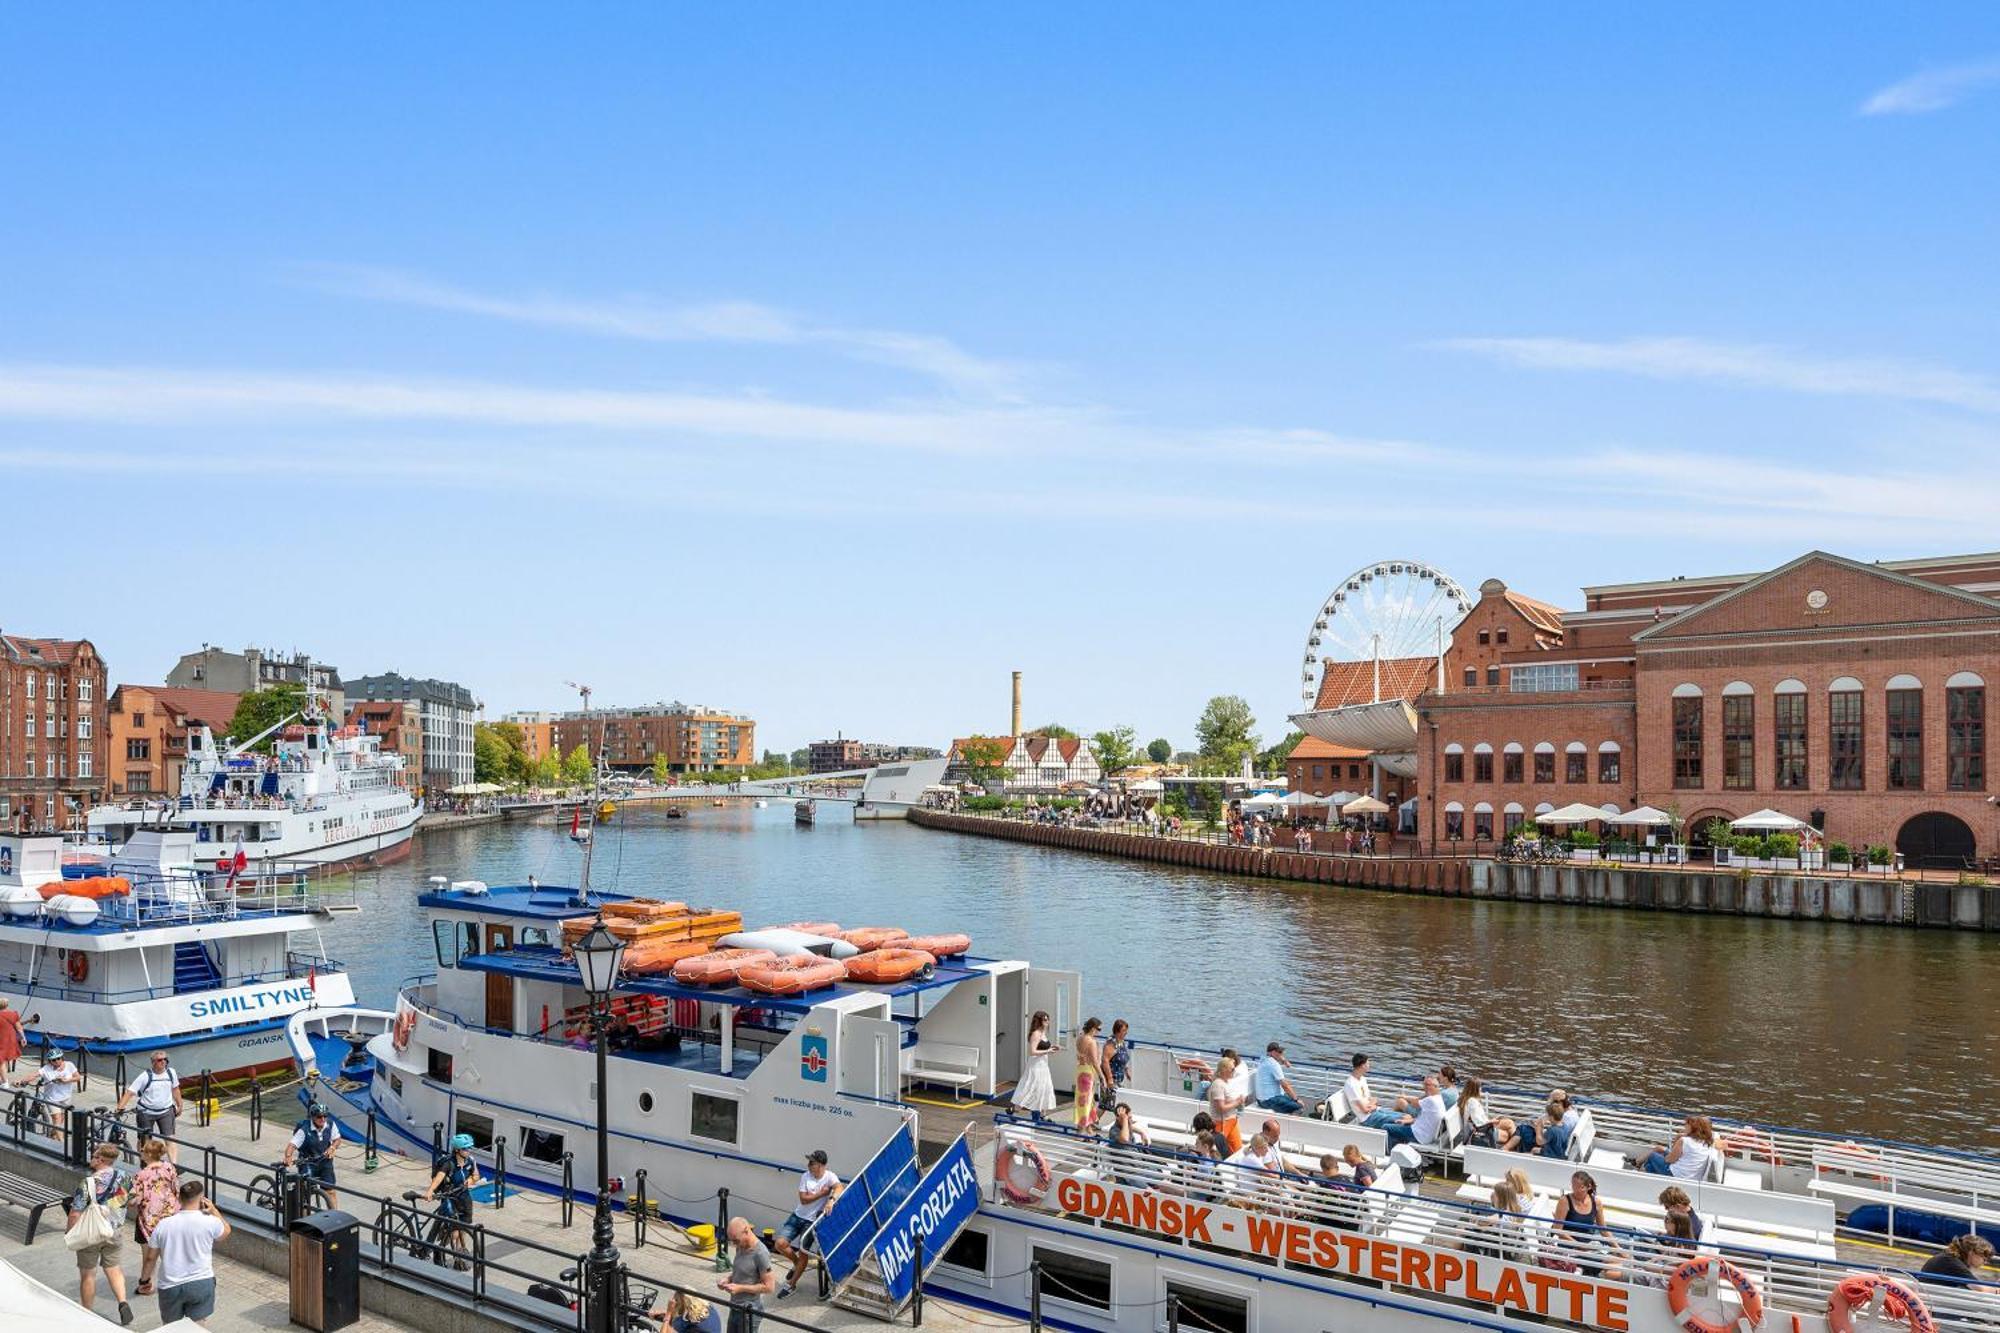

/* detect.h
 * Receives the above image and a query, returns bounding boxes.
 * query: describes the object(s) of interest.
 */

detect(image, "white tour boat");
[0,828,356,1083]
[287,877,2000,1333]
[85,691,421,872]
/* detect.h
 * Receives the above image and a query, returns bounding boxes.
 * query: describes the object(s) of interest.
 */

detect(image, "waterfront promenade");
[910,808,2000,931]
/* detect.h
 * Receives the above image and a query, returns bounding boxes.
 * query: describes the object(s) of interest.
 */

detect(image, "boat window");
[455,1109,495,1149]
[1163,1281,1249,1333]
[520,927,552,949]
[1032,1247,1111,1311]
[432,921,458,968]
[939,1227,989,1276]
[689,1092,739,1146]
[428,1048,453,1084]
[519,1127,565,1164]
[389,1072,402,1097]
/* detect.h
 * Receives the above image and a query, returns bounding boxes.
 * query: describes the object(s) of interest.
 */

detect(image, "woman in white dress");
[1011,1010,1058,1121]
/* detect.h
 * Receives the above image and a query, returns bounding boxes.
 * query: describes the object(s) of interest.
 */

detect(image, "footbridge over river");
[493,757,951,823]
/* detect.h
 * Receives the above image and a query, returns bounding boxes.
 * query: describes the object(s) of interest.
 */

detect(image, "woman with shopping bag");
[65,1141,135,1325]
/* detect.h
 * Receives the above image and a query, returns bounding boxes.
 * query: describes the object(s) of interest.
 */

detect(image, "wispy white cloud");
[1860,58,2000,116]
[1437,335,2000,415]
[289,263,1027,398]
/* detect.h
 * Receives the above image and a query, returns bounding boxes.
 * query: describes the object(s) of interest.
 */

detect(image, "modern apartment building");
[551,702,756,774]
[346,673,480,792]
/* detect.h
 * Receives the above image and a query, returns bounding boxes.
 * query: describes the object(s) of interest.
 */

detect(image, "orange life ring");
[65,951,89,984]
[1000,1140,1051,1204]
[1667,1255,1765,1333]
[1827,1275,1934,1333]
[1177,1055,1215,1080]
[842,948,937,985]
[1721,1125,1783,1167]
[778,922,841,937]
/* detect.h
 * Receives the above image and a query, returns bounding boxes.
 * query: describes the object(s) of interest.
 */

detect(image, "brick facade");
[0,631,109,831]
[554,703,756,774]
[109,684,240,798]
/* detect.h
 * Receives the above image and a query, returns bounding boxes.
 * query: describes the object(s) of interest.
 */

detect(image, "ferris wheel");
[1300,560,1474,704]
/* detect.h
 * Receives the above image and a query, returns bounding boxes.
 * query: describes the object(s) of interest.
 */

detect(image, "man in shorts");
[150,1180,229,1327]
[115,1050,184,1160]
[773,1149,840,1299]
[283,1101,342,1208]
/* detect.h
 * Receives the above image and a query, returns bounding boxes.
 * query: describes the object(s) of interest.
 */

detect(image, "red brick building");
[1,630,109,831]
[1407,550,2000,865]
[109,684,241,798]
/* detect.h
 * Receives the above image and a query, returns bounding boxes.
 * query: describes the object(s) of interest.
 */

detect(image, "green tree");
[1146,737,1173,764]
[562,743,594,787]
[226,685,307,752]
[1195,695,1259,761]
[533,751,561,787]
[788,747,811,770]
[652,753,672,785]
[1091,725,1137,775]
[1258,730,1304,771]
[472,722,523,785]
[957,735,1011,788]
[760,750,794,775]
[1033,723,1076,739]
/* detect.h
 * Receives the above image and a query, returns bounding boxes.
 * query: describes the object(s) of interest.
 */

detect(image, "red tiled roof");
[1057,737,1081,762]
[1290,735,1371,760]
[1,634,88,666]
[1312,656,1435,710]
[1504,591,1566,637]
[131,685,242,729]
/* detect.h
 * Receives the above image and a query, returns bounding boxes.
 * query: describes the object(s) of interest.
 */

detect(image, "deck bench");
[900,1042,980,1099]
[0,1171,68,1244]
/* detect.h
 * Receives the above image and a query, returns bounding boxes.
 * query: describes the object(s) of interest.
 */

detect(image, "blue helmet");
[450,1133,474,1151]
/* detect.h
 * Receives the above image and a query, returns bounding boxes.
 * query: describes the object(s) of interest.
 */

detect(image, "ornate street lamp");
[572,915,626,1333]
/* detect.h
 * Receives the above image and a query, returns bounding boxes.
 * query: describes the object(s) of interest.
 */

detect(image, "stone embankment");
[909,810,2000,931]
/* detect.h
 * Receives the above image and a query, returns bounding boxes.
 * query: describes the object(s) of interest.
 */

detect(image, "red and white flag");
[225,838,248,888]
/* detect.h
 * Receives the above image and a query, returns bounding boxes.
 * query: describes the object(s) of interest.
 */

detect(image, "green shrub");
[1827,841,1852,863]
[1571,830,1600,848]
[1867,844,1893,866]
[961,795,1008,812]
[1768,833,1799,859]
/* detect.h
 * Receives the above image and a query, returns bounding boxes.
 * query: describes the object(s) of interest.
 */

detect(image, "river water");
[318,805,1998,1152]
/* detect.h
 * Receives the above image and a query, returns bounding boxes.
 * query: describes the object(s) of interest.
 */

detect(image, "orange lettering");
[1435,1253,1465,1290]
[1341,1235,1369,1273]
[1284,1224,1313,1266]
[1525,1270,1558,1315]
[1556,1276,1591,1323]
[1464,1258,1494,1304]
[1082,1182,1107,1216]
[1492,1268,1527,1313]
[1369,1241,1397,1284]
[1313,1227,1343,1270]
[1130,1192,1158,1233]
[1400,1247,1433,1292]
[1242,1214,1288,1258]
[1056,1178,1082,1211]
[1595,1285,1630,1332]
[1105,1188,1131,1227]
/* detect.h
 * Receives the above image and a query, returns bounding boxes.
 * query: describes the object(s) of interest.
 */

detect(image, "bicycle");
[385,1190,466,1268]
[5,1086,60,1141]
[548,1265,661,1331]
[245,1161,331,1216]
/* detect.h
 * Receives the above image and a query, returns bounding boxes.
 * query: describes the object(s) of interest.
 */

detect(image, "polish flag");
[225,839,248,888]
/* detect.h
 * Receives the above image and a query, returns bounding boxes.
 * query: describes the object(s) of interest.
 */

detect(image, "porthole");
[638,1090,655,1114]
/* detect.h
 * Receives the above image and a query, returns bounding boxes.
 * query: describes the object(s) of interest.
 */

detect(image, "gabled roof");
[1504,590,1566,636]
[1634,549,2000,642]
[1,634,92,666]
[1313,656,1436,710]
[143,686,241,729]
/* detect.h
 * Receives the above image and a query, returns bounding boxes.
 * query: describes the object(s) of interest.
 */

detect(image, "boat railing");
[995,1117,2000,1331]
[12,950,346,1007]
[1134,1039,2000,1216]
[65,867,359,927]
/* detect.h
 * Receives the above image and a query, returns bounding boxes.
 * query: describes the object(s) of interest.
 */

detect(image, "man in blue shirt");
[1251,1042,1302,1115]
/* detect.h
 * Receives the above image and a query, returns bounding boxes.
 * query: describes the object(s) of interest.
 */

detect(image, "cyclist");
[421,1133,482,1271]
[9,1045,80,1138]
[282,1102,343,1209]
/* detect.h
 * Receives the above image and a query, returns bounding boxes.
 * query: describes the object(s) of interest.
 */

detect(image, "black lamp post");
[572,914,627,1333]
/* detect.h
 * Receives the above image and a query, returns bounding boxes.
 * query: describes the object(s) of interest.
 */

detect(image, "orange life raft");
[739,956,849,996]
[779,922,842,937]
[40,877,131,900]
[901,933,971,960]
[671,948,777,986]
[837,927,909,951]
[844,949,937,984]
[620,938,715,976]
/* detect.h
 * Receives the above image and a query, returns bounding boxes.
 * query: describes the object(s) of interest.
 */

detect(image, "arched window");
[1672,686,1703,788]
[1564,740,1588,784]
[1472,801,1494,841]
[1947,674,1985,792]
[1443,800,1465,840]
[1442,742,1465,784]
[1830,677,1864,789]
[1533,741,1555,784]
[1534,801,1555,815]
[1503,801,1526,833]
[1887,676,1923,790]
[1473,742,1494,784]
[1502,742,1524,784]
[1721,682,1754,790]
[1597,740,1622,784]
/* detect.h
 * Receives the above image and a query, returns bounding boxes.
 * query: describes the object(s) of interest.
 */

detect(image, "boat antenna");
[564,680,602,901]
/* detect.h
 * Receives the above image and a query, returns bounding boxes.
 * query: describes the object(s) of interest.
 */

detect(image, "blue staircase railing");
[172,941,223,993]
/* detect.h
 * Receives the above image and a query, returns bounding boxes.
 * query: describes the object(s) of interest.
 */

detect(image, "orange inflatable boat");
[843,948,937,984]
[739,956,848,996]
[39,877,130,900]
[621,938,715,976]
[902,933,972,960]
[838,926,909,952]
[779,922,841,937]
[671,948,778,986]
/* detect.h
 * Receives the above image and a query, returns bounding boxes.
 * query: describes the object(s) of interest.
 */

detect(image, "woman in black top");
[1919,1235,1995,1289]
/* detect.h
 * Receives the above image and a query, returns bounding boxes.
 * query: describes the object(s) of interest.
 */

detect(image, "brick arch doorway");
[1683,809,1737,850]
[1896,811,1976,870]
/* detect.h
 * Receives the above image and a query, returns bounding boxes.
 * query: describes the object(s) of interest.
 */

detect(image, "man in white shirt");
[1223,1049,1253,1116]
[150,1180,230,1327]
[774,1149,842,1299]
[1384,1076,1446,1149]
[9,1046,79,1137]
[1345,1053,1400,1128]
[115,1050,184,1160]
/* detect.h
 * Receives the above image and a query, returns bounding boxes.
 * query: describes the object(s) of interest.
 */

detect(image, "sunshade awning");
[1730,808,1813,832]
[1537,802,1611,825]
[1604,805,1673,827]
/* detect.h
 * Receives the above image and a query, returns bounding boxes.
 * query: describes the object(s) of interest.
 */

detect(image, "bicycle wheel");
[245,1174,278,1212]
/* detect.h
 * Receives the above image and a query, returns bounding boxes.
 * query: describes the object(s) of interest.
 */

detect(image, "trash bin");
[289,1209,361,1331]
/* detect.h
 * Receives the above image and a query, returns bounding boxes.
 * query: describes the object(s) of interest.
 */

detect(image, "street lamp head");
[572,915,626,997]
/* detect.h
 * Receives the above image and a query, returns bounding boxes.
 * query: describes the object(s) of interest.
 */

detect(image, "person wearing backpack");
[115,1050,184,1160]
[66,1141,135,1325]
[283,1102,343,1208]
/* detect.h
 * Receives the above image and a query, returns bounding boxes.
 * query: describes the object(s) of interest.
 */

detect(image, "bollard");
[714,1188,730,1273]
[114,1052,126,1098]
[1029,1261,1043,1330]
[560,1151,574,1228]
[199,1070,213,1128]
[76,1044,89,1096]
[365,1108,379,1172]
[249,1079,263,1143]
[1168,1294,1181,1332]
[912,1231,924,1326]
[493,1136,507,1211]
[631,1167,647,1246]
[432,1121,444,1160]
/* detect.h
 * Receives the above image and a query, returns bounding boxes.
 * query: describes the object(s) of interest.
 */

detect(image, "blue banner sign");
[872,1134,979,1305]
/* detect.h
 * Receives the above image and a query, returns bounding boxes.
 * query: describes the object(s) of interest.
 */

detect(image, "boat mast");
[565,680,603,900]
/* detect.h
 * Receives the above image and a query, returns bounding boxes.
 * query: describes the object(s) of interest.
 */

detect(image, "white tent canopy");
[1279,790,1331,807]
[1537,802,1611,825]
[1126,779,1165,794]
[1605,805,1674,827]
[1341,795,1391,815]
[1240,792,1286,810]
[448,781,505,796]
[1731,808,1813,833]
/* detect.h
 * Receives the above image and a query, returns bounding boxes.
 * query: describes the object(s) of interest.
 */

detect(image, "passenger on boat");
[1625,1209,1697,1287]
[1108,1104,1150,1150]
[774,1150,841,1299]
[1346,1053,1396,1128]
[1074,1018,1104,1131]
[1919,1235,1997,1290]
[1460,1077,1495,1148]
[1167,1131,1224,1202]
[1382,1075,1446,1148]
[1657,1186,1704,1241]
[1221,1133,1285,1203]
[1436,1064,1461,1108]
[1206,1056,1246,1152]
[1101,1019,1131,1089]
[605,1012,640,1052]
[1341,1143,1377,1188]
[1549,1171,1624,1277]
[1472,1180,1531,1263]
[1222,1046,1254,1116]
[1010,1011,1058,1122]
[1252,1041,1303,1115]
[1640,1114,1719,1180]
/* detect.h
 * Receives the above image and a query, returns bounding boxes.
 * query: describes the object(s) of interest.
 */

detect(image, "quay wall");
[907,811,2000,932]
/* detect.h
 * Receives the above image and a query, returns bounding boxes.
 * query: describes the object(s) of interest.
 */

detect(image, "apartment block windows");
[1829,681,1864,790]
[1721,685,1754,790]
[1947,673,1985,792]
[1886,677,1923,791]
[1533,747,1555,784]
[1671,687,1703,789]
[1774,684,1807,790]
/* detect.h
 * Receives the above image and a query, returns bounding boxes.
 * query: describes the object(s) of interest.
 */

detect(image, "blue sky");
[4,7,1999,752]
